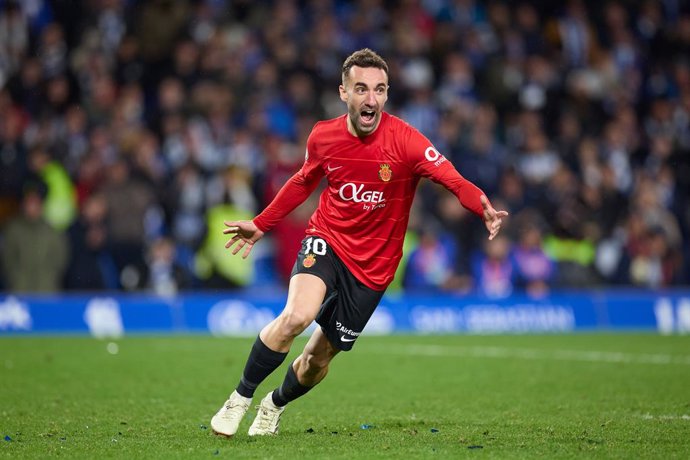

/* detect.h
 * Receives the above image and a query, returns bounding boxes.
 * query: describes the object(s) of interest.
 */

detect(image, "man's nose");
[365,90,376,105]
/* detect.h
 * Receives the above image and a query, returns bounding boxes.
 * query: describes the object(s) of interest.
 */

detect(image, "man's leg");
[273,327,340,406]
[258,273,328,352]
[211,274,327,437]
[248,327,340,436]
[236,274,327,397]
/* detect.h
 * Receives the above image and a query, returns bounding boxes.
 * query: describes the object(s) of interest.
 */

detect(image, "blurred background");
[0,0,688,299]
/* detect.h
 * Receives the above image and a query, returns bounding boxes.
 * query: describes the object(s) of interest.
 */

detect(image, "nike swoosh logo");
[340,335,357,342]
[327,165,343,172]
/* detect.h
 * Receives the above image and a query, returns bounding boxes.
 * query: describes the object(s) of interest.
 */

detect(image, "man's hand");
[481,195,509,241]
[223,220,265,259]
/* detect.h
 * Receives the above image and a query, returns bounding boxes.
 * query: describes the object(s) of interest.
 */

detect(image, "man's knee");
[276,310,313,336]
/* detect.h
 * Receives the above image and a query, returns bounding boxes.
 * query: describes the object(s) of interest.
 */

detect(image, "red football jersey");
[253,112,486,290]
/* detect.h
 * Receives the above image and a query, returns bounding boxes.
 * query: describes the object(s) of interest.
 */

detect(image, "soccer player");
[210,48,508,437]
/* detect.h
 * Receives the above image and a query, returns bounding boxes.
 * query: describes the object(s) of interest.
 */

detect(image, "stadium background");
[0,0,689,335]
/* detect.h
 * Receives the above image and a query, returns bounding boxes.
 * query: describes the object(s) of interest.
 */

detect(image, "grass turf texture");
[1,334,689,459]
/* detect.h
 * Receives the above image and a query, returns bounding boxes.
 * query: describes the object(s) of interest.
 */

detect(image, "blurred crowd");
[0,0,688,297]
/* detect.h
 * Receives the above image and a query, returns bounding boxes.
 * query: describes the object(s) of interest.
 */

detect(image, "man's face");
[339,66,388,137]
[22,192,43,221]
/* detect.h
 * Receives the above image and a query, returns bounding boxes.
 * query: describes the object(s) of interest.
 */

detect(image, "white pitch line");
[364,343,690,366]
[640,414,690,421]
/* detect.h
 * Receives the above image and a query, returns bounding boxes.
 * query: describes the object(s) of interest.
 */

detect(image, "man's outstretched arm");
[407,138,508,239]
[404,125,508,240]
[223,168,322,258]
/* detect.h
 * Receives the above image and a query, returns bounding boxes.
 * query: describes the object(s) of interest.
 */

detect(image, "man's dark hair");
[341,48,388,82]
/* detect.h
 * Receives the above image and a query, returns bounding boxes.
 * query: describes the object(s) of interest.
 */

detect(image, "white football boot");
[247,392,285,436]
[210,390,252,437]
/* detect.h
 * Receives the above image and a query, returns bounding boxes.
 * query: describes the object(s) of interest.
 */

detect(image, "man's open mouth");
[360,109,376,125]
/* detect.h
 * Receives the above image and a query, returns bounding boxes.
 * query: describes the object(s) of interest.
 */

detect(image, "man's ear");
[339,85,348,102]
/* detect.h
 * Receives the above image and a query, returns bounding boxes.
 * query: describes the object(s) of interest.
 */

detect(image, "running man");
[211,48,508,437]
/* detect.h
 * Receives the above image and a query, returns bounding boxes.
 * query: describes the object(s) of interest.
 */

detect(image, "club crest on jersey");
[303,253,316,268]
[378,163,392,182]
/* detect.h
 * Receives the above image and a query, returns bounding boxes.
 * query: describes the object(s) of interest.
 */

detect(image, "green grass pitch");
[1,334,689,459]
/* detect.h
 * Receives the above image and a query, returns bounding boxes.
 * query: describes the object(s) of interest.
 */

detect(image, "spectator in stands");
[26,145,77,231]
[544,209,599,288]
[0,94,28,226]
[100,158,157,288]
[195,168,255,289]
[458,115,509,196]
[511,221,555,296]
[163,161,207,250]
[0,1,29,81]
[404,224,469,292]
[472,234,514,298]
[628,226,681,288]
[1,181,68,292]
[63,192,117,290]
[145,236,192,296]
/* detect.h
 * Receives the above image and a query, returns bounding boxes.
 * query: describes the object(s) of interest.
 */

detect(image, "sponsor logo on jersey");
[424,146,447,166]
[303,253,316,268]
[378,163,392,182]
[335,320,361,341]
[338,183,385,203]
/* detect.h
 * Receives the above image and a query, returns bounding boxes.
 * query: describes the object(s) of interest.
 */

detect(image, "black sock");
[235,336,288,398]
[271,361,313,407]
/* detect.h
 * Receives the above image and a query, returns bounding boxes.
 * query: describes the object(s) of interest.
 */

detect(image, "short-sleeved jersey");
[253,112,486,291]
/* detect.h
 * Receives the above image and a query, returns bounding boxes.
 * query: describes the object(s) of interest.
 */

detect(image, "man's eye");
[355,88,366,94]
[376,88,386,95]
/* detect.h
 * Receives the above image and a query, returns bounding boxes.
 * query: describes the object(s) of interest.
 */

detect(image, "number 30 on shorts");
[305,237,327,255]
